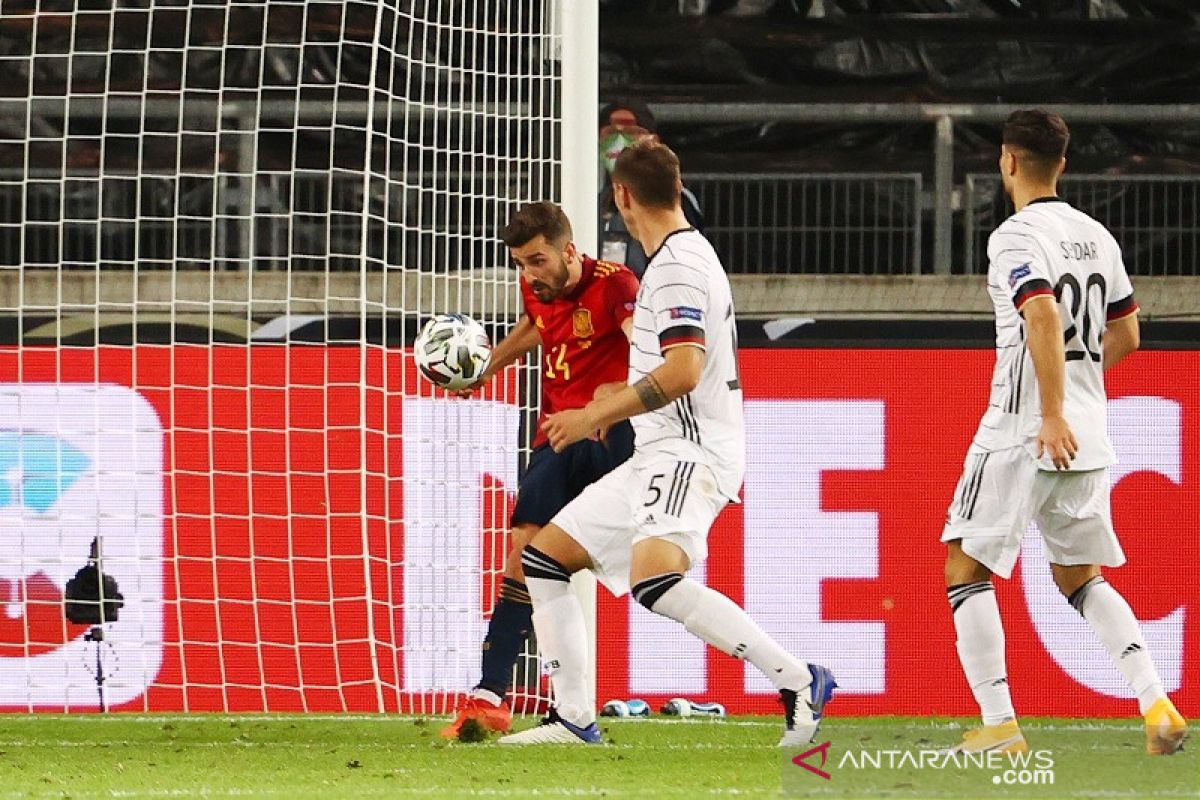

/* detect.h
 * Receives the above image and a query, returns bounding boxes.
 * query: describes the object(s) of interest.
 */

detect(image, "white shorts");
[550,454,727,597]
[941,445,1125,579]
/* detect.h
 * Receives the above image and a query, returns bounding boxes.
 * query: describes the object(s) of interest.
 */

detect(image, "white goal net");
[0,0,594,714]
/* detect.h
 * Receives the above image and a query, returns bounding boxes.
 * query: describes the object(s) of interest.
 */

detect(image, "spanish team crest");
[572,308,594,338]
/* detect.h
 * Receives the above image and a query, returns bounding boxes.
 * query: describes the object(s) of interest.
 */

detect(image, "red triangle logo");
[791,740,832,780]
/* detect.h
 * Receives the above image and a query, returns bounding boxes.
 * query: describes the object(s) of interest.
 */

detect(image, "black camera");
[64,537,124,625]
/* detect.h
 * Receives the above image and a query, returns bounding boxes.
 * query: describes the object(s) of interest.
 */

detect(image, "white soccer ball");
[414,313,491,391]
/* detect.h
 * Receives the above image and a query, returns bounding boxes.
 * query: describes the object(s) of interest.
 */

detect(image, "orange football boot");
[440,695,513,739]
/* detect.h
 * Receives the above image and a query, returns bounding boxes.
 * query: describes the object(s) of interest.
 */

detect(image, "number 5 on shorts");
[644,473,667,508]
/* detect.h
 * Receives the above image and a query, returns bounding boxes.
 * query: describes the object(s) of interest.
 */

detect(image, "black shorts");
[510,420,635,528]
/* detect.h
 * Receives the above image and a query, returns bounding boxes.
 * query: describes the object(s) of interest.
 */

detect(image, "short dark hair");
[1003,109,1070,177]
[611,139,681,210]
[500,201,572,249]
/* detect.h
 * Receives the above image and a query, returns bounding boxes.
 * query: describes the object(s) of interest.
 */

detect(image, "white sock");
[641,576,810,692]
[471,687,502,706]
[1071,576,1166,715]
[526,576,594,728]
[949,582,1015,726]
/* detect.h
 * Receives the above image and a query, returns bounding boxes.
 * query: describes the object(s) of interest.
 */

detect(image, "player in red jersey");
[441,201,638,738]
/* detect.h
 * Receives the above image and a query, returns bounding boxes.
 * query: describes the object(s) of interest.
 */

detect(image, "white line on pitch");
[0,714,1142,733]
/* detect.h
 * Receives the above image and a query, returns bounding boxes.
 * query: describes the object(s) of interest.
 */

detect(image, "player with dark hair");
[942,109,1188,755]
[440,201,639,738]
[499,139,835,746]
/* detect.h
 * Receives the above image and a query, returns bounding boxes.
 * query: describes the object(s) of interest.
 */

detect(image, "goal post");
[0,0,598,715]
[557,0,601,717]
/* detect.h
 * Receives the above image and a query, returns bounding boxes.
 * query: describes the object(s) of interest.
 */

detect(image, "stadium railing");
[688,172,923,276]
[964,173,1200,277]
[6,100,1200,279]
[655,102,1200,276]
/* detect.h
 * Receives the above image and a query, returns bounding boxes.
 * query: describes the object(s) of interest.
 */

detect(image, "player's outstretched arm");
[1023,294,1078,470]
[457,316,542,396]
[1102,312,1140,371]
[541,345,703,452]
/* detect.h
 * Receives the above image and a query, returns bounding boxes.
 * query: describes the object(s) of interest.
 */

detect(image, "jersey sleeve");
[1106,239,1138,321]
[988,228,1054,312]
[606,268,640,326]
[647,261,708,351]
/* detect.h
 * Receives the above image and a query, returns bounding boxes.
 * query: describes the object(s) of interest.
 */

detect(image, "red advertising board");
[0,346,1195,717]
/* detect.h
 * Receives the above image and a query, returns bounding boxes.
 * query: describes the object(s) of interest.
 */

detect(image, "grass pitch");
[0,714,1194,799]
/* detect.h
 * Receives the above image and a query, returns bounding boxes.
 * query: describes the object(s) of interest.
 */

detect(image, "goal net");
[0,0,594,714]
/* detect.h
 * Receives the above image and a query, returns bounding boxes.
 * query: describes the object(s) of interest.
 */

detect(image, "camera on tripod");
[63,536,124,710]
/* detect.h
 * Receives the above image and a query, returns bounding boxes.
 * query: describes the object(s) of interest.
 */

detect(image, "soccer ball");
[414,313,491,391]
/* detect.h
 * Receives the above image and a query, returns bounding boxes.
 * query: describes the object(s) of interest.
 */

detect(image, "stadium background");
[0,0,1197,722]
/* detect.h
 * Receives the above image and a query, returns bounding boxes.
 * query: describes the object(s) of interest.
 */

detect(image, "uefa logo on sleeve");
[0,384,164,709]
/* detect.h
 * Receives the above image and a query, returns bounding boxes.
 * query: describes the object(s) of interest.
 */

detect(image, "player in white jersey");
[941,110,1186,756]
[498,139,835,747]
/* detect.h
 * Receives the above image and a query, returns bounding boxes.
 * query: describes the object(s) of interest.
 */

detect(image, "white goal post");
[0,0,597,715]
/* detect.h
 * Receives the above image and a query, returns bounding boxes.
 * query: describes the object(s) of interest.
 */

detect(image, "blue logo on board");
[0,433,90,513]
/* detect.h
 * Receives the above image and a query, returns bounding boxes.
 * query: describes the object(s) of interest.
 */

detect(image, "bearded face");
[511,236,573,302]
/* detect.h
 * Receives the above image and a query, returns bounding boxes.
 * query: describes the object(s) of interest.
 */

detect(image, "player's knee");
[631,572,684,613]
[520,544,573,583]
[1053,565,1103,610]
[505,525,539,580]
[944,541,991,586]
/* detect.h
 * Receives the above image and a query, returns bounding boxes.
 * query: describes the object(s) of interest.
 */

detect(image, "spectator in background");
[598,99,705,277]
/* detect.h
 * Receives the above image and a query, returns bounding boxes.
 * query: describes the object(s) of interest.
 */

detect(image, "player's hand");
[542,408,595,453]
[453,372,491,398]
[1037,415,1078,470]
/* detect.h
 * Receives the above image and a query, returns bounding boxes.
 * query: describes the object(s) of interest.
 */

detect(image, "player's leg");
[499,460,635,745]
[474,522,538,704]
[1039,470,1187,755]
[494,430,631,710]
[442,444,568,738]
[519,523,595,729]
[495,526,598,745]
[623,461,836,745]
[941,447,1036,753]
[944,540,1021,742]
[628,535,835,746]
[440,521,539,738]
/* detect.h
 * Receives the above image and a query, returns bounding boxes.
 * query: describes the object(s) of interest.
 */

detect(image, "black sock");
[477,577,532,699]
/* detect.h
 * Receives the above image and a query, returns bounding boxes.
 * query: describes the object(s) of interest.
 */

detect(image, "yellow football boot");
[951,720,1029,754]
[1145,697,1188,755]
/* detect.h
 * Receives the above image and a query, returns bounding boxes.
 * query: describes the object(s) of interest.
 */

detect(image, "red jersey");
[522,256,638,448]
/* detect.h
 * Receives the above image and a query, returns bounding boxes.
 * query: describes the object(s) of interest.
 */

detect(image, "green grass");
[0,714,1194,799]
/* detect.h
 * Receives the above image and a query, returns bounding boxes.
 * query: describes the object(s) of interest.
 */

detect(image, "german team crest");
[572,308,594,338]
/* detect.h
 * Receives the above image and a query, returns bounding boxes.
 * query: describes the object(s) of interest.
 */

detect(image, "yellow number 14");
[544,343,571,381]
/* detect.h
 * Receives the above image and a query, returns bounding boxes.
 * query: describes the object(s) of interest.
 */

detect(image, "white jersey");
[976,197,1137,471]
[628,228,745,500]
